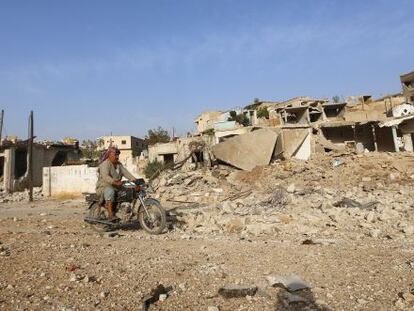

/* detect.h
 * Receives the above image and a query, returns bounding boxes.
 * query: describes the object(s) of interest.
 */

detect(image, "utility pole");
[0,109,4,145]
[28,111,34,202]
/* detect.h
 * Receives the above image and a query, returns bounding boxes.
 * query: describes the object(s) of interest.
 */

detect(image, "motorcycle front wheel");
[138,198,166,235]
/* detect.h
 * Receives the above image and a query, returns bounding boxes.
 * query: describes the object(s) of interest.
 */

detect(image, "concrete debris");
[261,186,290,206]
[302,238,336,245]
[218,284,258,298]
[333,197,378,209]
[150,152,414,242]
[395,291,414,310]
[142,284,170,311]
[104,232,120,238]
[0,187,43,203]
[331,158,345,168]
[212,128,278,170]
[99,290,109,298]
[281,291,309,304]
[2,150,414,310]
[159,293,168,301]
[266,274,311,292]
[316,134,345,151]
[0,245,11,257]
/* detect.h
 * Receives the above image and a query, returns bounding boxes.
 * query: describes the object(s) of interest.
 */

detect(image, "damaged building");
[149,70,414,171]
[0,139,80,192]
[148,135,213,170]
[401,70,414,104]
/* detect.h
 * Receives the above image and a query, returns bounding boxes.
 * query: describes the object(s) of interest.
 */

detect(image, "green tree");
[227,111,250,127]
[80,139,100,160]
[256,107,269,119]
[228,111,237,120]
[236,114,250,126]
[145,127,171,145]
[202,128,215,136]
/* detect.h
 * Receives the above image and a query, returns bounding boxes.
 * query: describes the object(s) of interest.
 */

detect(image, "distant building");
[401,70,414,104]
[97,135,147,164]
[194,111,223,133]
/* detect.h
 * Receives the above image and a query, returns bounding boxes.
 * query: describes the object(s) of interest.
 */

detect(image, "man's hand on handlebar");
[113,180,123,187]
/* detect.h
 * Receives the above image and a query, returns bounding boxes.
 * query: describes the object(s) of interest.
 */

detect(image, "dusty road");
[0,198,413,311]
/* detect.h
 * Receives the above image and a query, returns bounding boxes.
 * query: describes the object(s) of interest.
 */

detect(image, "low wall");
[43,165,98,197]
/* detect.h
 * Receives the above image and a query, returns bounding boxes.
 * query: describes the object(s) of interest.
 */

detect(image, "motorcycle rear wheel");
[138,198,166,235]
[87,202,111,232]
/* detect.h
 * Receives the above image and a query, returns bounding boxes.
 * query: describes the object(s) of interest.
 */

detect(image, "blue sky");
[0,0,413,140]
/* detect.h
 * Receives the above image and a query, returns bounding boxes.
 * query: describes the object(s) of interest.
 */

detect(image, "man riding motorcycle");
[96,147,137,222]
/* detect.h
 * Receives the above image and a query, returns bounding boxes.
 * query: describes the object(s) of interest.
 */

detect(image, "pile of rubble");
[0,187,43,203]
[152,152,414,238]
[151,166,235,205]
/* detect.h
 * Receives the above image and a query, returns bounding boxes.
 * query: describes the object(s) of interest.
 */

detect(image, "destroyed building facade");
[1,140,80,193]
[401,70,414,104]
[149,70,414,171]
[148,136,213,170]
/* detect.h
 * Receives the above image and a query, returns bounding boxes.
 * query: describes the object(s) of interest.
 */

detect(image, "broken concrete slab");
[293,133,311,160]
[218,284,258,298]
[273,132,284,159]
[212,129,278,171]
[266,274,311,292]
[282,129,309,159]
[316,134,346,152]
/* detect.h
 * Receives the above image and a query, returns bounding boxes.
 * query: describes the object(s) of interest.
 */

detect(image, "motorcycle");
[84,178,166,234]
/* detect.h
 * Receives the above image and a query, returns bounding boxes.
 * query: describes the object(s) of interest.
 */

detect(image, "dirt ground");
[0,196,413,311]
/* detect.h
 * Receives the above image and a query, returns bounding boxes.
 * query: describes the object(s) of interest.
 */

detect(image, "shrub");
[202,128,215,136]
[144,159,164,179]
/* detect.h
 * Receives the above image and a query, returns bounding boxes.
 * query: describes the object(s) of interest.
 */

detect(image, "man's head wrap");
[100,147,120,163]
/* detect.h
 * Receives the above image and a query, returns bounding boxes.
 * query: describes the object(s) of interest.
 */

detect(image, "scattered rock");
[282,291,308,304]
[159,293,168,301]
[105,232,119,238]
[142,284,170,311]
[0,246,10,257]
[368,229,381,238]
[218,284,257,298]
[286,184,295,193]
[266,274,311,292]
[302,238,336,245]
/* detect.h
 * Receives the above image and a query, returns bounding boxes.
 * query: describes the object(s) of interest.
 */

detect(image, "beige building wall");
[99,135,135,150]
[98,135,147,159]
[194,111,223,133]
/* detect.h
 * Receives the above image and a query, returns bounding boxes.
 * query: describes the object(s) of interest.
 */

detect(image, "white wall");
[43,165,98,196]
